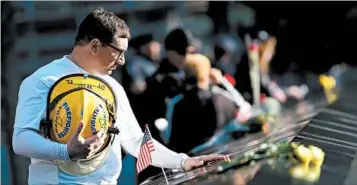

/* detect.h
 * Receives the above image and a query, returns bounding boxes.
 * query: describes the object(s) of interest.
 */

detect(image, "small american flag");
[136,124,155,174]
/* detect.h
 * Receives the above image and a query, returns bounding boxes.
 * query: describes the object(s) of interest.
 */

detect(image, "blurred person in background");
[123,33,162,133]
[11,8,228,185]
[141,28,191,132]
[210,34,253,120]
[168,54,239,153]
[213,34,243,76]
[135,27,193,183]
[125,33,162,95]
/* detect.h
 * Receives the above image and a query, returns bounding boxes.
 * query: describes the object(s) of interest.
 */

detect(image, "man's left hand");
[183,154,230,171]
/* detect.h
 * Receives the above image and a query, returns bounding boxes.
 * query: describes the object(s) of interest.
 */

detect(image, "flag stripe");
[136,126,156,174]
[139,144,151,172]
[139,147,146,169]
[145,145,151,163]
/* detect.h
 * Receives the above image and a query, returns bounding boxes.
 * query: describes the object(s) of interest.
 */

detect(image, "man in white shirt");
[12,7,228,185]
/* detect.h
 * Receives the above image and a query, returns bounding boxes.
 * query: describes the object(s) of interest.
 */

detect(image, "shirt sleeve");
[14,76,48,130]
[12,76,70,161]
[221,78,251,109]
[116,84,187,170]
[12,128,70,161]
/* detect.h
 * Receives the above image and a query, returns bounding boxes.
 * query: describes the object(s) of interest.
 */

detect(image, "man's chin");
[107,64,124,75]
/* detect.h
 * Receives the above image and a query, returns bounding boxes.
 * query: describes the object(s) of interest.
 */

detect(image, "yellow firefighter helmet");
[41,73,119,175]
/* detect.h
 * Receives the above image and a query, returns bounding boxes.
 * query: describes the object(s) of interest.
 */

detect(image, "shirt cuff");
[179,153,189,171]
[55,143,71,161]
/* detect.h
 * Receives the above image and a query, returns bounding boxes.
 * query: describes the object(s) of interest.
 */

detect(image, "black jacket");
[134,58,186,144]
[144,58,186,120]
[169,87,237,153]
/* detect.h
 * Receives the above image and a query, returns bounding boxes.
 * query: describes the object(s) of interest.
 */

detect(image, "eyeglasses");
[104,43,126,59]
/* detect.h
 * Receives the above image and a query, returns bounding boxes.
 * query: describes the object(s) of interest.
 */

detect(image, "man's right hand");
[67,121,107,160]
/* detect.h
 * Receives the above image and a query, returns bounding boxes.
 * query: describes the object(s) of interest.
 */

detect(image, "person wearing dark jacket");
[140,28,191,133]
[125,33,161,95]
[123,34,162,132]
[123,34,163,138]
[168,54,238,154]
[136,28,191,183]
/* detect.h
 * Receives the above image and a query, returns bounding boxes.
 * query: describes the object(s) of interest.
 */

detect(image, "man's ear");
[89,39,101,53]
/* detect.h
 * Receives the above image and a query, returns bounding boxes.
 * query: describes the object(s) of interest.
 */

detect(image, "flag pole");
[145,124,170,185]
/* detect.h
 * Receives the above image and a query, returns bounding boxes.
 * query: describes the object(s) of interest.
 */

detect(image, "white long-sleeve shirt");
[12,55,187,185]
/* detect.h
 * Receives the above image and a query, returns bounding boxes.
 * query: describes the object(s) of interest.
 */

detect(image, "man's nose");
[116,55,125,64]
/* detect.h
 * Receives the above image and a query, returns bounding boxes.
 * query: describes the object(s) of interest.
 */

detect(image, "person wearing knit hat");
[135,28,192,183]
[137,28,192,127]
[143,28,192,116]
[163,28,191,70]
